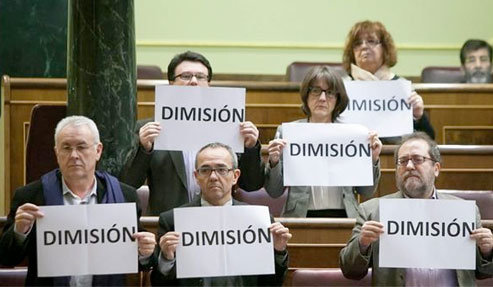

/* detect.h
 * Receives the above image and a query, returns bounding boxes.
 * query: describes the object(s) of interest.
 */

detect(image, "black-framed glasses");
[174,72,209,82]
[353,39,381,49]
[396,155,436,167]
[196,167,234,177]
[308,87,338,99]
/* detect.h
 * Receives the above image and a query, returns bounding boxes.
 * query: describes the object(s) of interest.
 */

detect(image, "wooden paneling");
[444,126,493,145]
[288,243,344,268]
[260,145,493,195]
[3,77,493,213]
[3,216,493,276]
[375,145,493,197]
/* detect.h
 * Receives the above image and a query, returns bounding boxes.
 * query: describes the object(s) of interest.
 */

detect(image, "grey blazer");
[339,191,493,286]
[264,119,380,218]
[120,119,265,216]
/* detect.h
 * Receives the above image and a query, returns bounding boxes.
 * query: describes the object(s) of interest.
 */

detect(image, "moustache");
[472,70,488,77]
[403,172,421,180]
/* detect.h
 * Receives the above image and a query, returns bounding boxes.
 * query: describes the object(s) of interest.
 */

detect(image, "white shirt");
[182,150,201,201]
[62,177,97,287]
[308,186,344,210]
[404,188,458,286]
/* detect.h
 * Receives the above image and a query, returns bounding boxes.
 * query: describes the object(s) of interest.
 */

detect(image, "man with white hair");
[0,115,156,286]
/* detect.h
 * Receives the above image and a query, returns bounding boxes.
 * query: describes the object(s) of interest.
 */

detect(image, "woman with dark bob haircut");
[263,66,382,218]
[343,20,435,142]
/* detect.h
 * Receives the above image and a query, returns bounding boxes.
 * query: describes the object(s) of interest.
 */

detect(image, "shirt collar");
[402,187,438,199]
[200,197,233,207]
[62,176,98,201]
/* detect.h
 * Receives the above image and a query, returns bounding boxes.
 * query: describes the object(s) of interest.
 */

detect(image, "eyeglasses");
[59,144,97,155]
[353,39,381,49]
[308,87,338,99]
[396,155,436,167]
[174,72,209,82]
[196,167,234,177]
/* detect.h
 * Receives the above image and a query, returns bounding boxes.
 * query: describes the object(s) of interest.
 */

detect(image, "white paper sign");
[282,123,373,186]
[36,203,138,277]
[154,85,245,152]
[174,205,274,278]
[340,80,413,137]
[379,198,476,269]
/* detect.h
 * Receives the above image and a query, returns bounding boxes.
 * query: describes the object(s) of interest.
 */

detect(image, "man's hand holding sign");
[340,132,493,285]
[159,220,291,263]
[151,143,290,286]
[153,86,247,152]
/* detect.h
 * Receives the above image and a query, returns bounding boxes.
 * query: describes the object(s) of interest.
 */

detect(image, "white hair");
[54,116,100,145]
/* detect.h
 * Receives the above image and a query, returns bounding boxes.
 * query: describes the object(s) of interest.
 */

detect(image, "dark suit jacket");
[0,174,140,286]
[120,118,265,216]
[150,197,288,286]
[339,190,493,286]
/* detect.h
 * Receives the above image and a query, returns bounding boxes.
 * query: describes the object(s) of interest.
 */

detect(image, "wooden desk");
[141,216,493,269]
[2,77,493,213]
[3,216,493,270]
[219,82,493,145]
[258,145,493,196]
[376,145,493,197]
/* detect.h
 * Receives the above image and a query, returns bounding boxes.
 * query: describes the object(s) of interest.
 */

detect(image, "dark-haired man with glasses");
[340,132,493,286]
[151,142,290,286]
[460,39,492,83]
[121,51,264,216]
[167,50,212,87]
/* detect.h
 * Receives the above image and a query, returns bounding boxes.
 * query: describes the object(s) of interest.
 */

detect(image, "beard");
[465,69,492,83]
[396,171,434,198]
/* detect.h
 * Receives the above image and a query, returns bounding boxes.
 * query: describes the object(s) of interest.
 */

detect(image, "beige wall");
[2,0,492,215]
[135,0,493,76]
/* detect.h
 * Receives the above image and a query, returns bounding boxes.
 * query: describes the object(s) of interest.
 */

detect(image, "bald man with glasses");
[121,51,264,216]
[151,142,290,286]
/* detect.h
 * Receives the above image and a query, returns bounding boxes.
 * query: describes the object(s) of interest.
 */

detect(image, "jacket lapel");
[95,177,105,203]
[170,150,188,189]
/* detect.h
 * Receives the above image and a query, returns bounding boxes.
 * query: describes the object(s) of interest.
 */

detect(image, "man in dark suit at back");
[120,51,265,216]
[151,142,291,286]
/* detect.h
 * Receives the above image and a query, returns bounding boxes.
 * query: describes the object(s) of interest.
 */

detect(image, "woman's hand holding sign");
[267,139,287,167]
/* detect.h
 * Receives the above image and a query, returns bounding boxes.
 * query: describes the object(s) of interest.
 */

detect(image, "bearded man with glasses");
[460,39,493,83]
[339,132,493,286]
[121,51,264,216]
